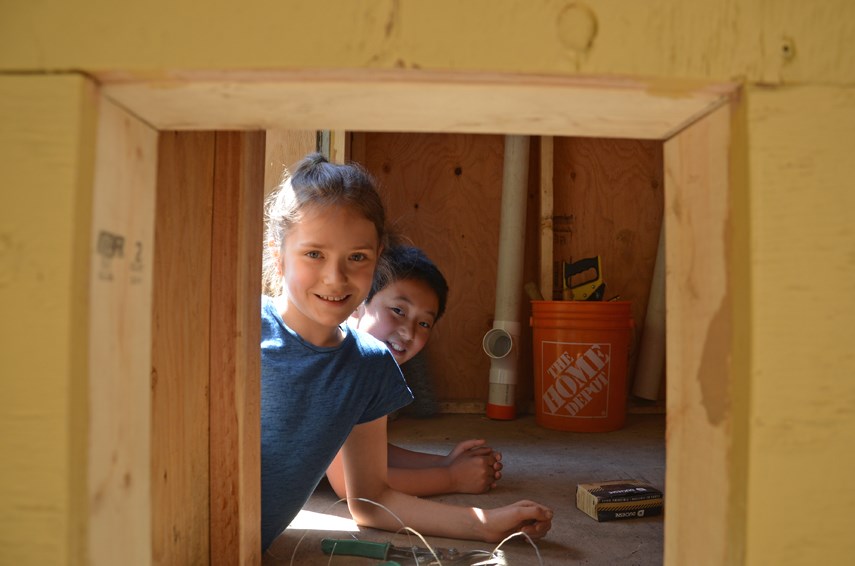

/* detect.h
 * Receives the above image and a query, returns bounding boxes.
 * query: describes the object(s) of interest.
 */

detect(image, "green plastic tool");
[321,538,394,560]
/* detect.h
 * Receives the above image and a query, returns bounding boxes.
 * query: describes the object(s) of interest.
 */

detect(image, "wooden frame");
[98,69,733,139]
[88,96,158,565]
[663,103,742,565]
[89,69,742,566]
[539,135,554,300]
[151,131,215,565]
[209,132,265,565]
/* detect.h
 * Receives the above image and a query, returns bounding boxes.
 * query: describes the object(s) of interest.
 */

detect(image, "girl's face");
[356,278,439,366]
[277,204,380,347]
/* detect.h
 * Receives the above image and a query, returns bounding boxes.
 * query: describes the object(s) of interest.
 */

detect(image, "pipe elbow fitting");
[483,322,520,420]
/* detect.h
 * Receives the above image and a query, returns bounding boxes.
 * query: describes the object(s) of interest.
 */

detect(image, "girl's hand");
[478,501,554,541]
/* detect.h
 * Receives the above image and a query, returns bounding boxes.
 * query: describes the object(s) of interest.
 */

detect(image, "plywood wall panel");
[519,139,543,408]
[361,132,508,401]
[151,132,215,566]
[359,132,543,406]
[263,130,316,197]
[552,137,664,387]
[539,136,555,301]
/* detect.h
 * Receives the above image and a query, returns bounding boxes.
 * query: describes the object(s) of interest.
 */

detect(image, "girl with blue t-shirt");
[260,153,553,552]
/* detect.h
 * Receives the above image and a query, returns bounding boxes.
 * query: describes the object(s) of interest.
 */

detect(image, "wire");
[287,496,443,565]
[282,496,545,565]
[485,531,545,566]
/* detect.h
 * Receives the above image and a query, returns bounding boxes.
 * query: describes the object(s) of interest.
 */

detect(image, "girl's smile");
[277,204,380,347]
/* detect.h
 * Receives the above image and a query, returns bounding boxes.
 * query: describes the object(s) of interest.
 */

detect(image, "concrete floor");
[264,412,665,566]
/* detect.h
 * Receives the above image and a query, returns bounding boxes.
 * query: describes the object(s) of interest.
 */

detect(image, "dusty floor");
[264,412,665,566]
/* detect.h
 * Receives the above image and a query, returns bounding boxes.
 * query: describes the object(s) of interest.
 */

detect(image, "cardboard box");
[576,479,663,522]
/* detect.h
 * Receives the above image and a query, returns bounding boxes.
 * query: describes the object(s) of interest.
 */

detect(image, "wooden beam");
[88,95,158,566]
[539,136,554,300]
[100,69,735,140]
[209,131,264,566]
[349,132,367,166]
[329,130,347,164]
[151,132,215,566]
[663,103,739,565]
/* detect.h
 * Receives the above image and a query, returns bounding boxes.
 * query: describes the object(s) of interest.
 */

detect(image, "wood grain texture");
[329,130,346,163]
[151,132,214,566]
[745,85,855,564]
[552,137,664,389]
[99,70,732,140]
[663,104,733,566]
[349,131,367,166]
[8,3,855,85]
[263,130,316,196]
[209,131,264,566]
[87,95,158,566]
[361,132,509,401]
[0,74,101,566]
[539,136,554,301]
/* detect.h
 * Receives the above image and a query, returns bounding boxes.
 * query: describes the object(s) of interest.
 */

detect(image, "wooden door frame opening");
[87,68,745,566]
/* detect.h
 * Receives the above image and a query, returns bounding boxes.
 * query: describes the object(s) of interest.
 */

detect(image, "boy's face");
[356,278,440,365]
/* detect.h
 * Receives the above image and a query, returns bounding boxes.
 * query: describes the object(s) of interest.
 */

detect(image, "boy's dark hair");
[369,245,449,321]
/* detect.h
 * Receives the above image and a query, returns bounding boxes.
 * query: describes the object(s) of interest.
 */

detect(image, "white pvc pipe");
[484,135,530,420]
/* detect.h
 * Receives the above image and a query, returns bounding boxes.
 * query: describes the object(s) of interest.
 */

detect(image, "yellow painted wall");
[0,74,96,565]
[1,1,853,564]
[746,85,855,564]
[1,0,853,84]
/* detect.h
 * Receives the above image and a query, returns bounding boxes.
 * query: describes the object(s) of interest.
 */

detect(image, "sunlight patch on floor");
[286,509,359,532]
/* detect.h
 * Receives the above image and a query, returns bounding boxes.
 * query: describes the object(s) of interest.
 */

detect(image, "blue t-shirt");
[260,296,413,551]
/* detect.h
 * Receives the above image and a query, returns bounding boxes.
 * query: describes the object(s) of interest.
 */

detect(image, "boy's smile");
[277,205,380,347]
[357,278,439,365]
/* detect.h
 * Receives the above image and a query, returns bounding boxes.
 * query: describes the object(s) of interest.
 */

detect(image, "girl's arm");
[340,416,552,543]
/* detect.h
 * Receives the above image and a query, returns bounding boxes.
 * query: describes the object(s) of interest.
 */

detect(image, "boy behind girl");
[326,244,504,497]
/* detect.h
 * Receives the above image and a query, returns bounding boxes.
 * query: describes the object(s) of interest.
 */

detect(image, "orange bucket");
[530,300,633,432]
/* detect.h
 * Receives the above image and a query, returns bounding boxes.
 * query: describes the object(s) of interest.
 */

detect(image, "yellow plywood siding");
[1,1,853,84]
[746,85,855,564]
[0,74,97,565]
